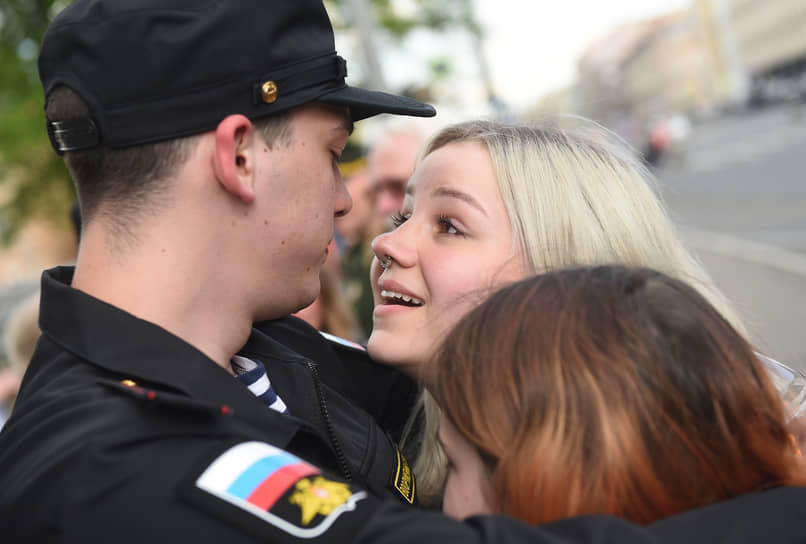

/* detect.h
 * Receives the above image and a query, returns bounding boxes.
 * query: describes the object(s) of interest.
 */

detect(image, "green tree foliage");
[326,0,479,37]
[367,0,479,85]
[326,0,479,88]
[0,0,74,244]
[368,0,479,40]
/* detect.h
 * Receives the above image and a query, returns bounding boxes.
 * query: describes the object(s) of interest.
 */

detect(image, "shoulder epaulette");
[97,377,234,417]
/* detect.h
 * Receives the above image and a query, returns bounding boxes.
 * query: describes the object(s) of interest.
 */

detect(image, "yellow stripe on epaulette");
[392,446,415,504]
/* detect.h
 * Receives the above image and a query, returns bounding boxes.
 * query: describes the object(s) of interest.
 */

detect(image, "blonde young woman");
[366,119,751,506]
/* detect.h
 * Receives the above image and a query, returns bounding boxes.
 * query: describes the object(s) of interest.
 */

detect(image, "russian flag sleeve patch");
[195,441,367,538]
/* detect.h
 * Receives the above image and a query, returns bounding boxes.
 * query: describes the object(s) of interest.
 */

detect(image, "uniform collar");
[38,266,277,420]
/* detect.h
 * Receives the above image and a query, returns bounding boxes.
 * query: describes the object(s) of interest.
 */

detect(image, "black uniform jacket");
[251,317,418,445]
[0,267,415,540]
[2,266,806,543]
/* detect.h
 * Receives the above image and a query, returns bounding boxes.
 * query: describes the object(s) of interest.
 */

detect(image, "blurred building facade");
[695,0,806,106]
[727,0,806,77]
[621,11,717,118]
[573,10,717,146]
[524,86,574,119]
[574,17,663,127]
[570,0,806,145]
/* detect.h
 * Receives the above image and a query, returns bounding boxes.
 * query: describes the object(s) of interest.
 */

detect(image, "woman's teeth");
[380,289,424,306]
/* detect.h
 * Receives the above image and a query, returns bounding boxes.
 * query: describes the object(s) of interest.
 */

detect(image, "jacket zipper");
[306,361,353,481]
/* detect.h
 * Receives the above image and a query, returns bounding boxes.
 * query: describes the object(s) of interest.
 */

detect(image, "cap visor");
[318,86,436,121]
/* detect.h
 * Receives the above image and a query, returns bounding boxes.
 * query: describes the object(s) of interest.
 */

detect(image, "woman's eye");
[331,150,342,164]
[437,215,463,236]
[391,212,410,228]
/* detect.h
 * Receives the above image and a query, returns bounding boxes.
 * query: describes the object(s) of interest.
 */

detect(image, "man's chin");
[292,284,321,315]
[252,285,320,324]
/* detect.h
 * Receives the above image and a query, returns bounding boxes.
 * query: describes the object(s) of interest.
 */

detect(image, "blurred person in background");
[644,117,670,167]
[432,265,806,538]
[367,119,753,506]
[0,197,80,429]
[0,367,20,429]
[643,113,691,168]
[0,292,39,429]
[336,166,388,340]
[368,124,425,220]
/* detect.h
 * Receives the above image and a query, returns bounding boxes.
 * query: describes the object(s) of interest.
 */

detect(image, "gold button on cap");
[121,379,137,387]
[261,81,278,103]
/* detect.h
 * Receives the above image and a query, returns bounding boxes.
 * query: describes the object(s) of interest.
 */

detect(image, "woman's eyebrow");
[430,186,487,216]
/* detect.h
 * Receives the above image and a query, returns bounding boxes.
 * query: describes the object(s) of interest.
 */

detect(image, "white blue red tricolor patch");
[195,441,366,538]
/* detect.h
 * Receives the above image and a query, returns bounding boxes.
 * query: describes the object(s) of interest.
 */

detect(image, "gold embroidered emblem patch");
[289,476,353,525]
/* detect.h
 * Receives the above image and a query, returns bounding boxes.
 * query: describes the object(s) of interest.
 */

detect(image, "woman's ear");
[213,114,256,204]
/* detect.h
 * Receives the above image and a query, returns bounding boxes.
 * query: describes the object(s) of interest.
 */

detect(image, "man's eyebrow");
[431,186,487,216]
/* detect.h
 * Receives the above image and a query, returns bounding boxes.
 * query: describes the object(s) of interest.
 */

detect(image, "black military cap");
[39,0,436,153]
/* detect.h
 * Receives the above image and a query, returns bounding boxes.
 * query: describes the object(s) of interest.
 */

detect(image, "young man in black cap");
[2,0,805,542]
[0,0,430,536]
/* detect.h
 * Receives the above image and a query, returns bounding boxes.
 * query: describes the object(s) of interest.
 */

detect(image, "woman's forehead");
[407,141,499,201]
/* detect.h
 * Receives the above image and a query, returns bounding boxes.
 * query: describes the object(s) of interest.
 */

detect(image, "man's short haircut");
[46,86,293,230]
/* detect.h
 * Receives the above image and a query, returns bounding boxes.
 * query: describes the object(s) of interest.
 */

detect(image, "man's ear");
[213,114,256,204]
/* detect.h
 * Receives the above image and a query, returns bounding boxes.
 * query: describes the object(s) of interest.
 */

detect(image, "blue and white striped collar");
[231,355,288,415]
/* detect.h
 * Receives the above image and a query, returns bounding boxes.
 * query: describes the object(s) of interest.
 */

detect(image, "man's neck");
[72,226,250,372]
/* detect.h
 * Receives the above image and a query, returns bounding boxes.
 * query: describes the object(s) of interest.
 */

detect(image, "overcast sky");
[338,0,693,113]
[473,0,693,108]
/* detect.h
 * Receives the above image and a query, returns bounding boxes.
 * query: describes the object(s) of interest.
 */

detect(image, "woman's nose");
[371,225,414,269]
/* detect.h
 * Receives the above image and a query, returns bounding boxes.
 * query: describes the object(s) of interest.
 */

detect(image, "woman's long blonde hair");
[405,118,747,507]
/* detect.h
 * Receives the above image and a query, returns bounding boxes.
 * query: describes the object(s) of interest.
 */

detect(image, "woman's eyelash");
[390,213,409,228]
[389,213,465,235]
[438,215,463,236]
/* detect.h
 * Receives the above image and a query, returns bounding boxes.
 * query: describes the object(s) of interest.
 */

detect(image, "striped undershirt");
[231,355,289,414]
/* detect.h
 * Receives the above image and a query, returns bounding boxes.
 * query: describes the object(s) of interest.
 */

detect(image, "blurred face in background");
[367,140,527,380]
[335,167,385,246]
[368,128,422,218]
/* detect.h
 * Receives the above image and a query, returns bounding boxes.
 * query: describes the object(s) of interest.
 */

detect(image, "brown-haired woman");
[431,265,806,525]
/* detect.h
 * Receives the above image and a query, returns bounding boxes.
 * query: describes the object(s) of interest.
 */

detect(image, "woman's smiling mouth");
[380,289,424,307]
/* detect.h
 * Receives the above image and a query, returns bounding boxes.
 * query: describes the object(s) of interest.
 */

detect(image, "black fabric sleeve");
[354,501,660,544]
[253,316,419,441]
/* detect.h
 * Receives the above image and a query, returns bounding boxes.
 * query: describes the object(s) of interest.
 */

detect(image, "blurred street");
[655,101,806,371]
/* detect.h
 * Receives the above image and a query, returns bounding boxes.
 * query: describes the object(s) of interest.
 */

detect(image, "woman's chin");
[367,334,424,380]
